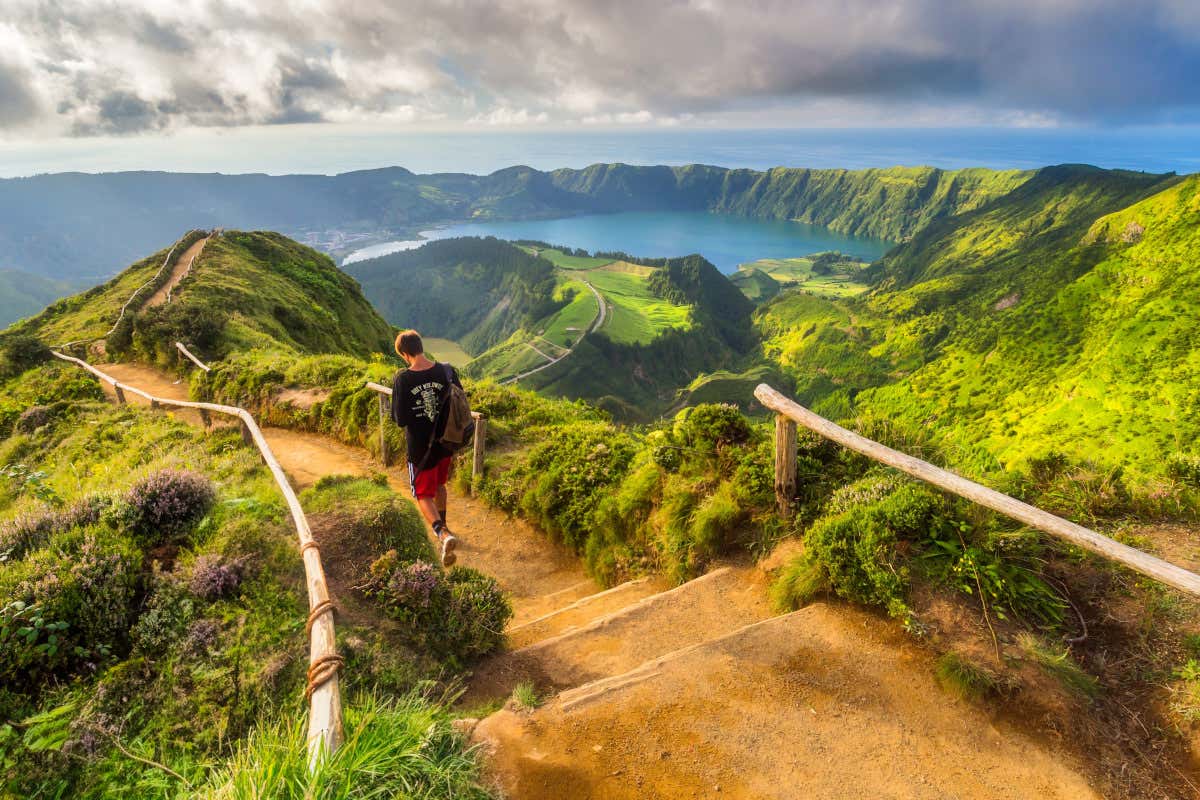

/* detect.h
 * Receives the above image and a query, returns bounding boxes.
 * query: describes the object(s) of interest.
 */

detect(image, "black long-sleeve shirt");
[390,362,462,465]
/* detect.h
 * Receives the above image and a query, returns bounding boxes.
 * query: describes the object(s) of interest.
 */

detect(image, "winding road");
[501,279,605,386]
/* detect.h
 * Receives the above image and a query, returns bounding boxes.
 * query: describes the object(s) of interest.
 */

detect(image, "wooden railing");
[364,382,487,485]
[51,351,344,766]
[175,341,211,372]
[755,383,1200,599]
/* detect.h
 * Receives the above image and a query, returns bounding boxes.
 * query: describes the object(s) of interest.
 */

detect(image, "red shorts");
[408,456,451,499]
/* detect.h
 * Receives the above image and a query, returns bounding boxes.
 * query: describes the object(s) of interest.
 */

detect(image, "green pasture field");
[520,246,613,270]
[423,337,472,366]
[740,257,868,299]
[539,280,600,348]
[583,267,691,346]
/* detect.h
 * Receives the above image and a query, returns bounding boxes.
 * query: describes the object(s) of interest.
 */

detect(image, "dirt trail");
[144,236,208,308]
[98,363,595,624]
[95,362,1102,799]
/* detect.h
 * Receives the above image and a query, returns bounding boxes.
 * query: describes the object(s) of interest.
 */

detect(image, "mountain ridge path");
[144,234,209,309]
[95,362,1102,800]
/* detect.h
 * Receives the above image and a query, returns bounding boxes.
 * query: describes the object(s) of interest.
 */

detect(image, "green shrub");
[653,476,704,583]
[800,481,943,619]
[689,481,744,560]
[363,555,511,667]
[444,567,513,661]
[515,422,637,550]
[1167,452,1200,489]
[301,476,433,564]
[132,572,195,655]
[672,403,752,451]
[0,336,51,379]
[1,531,141,687]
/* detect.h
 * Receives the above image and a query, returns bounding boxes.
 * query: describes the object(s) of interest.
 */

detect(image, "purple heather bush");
[0,495,110,561]
[364,550,511,666]
[121,469,216,546]
[183,618,221,656]
[188,554,245,601]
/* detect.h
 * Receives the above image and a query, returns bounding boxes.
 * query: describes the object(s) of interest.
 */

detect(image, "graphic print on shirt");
[411,381,443,423]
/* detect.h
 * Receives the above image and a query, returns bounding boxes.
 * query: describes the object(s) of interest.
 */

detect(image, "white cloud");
[0,0,1197,138]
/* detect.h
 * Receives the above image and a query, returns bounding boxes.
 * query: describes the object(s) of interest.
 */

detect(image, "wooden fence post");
[774,413,797,517]
[378,393,391,466]
[113,385,126,405]
[471,416,488,491]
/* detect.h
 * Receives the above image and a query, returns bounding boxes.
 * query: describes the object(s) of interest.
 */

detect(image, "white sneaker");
[440,532,458,567]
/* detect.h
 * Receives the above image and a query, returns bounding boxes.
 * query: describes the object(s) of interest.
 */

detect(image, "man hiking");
[390,329,461,567]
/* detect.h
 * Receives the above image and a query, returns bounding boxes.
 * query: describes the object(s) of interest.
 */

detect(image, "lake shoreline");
[341,210,896,273]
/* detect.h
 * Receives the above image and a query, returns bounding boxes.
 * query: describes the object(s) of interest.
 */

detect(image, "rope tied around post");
[306,653,345,701]
[305,598,337,637]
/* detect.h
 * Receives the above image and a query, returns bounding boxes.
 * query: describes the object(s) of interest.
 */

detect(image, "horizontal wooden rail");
[755,383,1200,599]
[52,351,343,765]
[175,341,211,372]
[365,381,486,486]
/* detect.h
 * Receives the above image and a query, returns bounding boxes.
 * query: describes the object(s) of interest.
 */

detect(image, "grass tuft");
[1017,633,1100,699]
[511,681,543,712]
[199,693,492,799]
[935,652,999,702]
[770,557,828,612]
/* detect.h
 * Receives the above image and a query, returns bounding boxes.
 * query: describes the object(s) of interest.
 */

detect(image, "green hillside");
[345,237,561,355]
[6,230,394,366]
[757,165,1188,477]
[548,163,1031,241]
[733,253,869,301]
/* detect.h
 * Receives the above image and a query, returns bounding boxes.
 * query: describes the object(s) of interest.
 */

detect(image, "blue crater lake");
[342,211,895,274]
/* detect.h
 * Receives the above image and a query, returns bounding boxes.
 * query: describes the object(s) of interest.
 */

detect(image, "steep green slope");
[345,237,561,355]
[548,163,1031,241]
[728,267,781,303]
[503,253,757,418]
[6,230,394,365]
[0,270,75,328]
[757,165,1187,476]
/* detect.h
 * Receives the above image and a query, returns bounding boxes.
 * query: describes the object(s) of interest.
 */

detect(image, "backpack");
[415,363,475,471]
[435,363,476,453]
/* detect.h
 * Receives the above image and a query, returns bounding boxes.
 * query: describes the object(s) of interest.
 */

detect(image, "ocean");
[4,126,1198,179]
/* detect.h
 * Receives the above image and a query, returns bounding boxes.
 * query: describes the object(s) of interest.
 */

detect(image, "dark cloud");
[1,0,1199,135]
[72,89,163,135]
[0,63,39,126]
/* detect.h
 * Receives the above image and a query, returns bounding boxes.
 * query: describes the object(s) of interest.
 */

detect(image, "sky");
[2,1,1199,174]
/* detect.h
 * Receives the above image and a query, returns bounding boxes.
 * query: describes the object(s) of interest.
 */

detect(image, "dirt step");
[474,604,1100,800]
[506,576,672,649]
[462,566,772,707]
[512,580,603,629]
